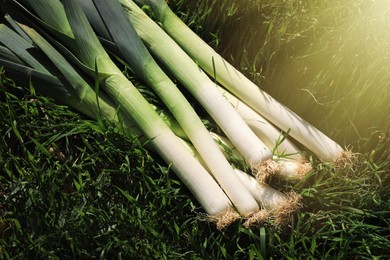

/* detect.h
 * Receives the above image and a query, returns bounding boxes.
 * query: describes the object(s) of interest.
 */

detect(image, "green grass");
[1,0,390,259]
[2,61,390,260]
[0,75,196,258]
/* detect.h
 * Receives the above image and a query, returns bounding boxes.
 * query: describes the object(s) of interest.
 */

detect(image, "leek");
[0,27,300,226]
[1,0,307,227]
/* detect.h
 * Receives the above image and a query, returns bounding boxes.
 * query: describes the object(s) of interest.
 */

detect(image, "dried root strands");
[254,158,312,183]
[334,148,358,169]
[242,210,270,228]
[253,159,280,183]
[271,191,302,226]
[273,158,312,181]
[234,169,302,226]
[206,208,241,230]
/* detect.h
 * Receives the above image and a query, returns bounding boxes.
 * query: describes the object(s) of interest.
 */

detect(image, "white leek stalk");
[218,86,303,160]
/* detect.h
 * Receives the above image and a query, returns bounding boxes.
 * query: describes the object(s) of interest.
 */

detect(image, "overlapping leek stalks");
[0,0,352,228]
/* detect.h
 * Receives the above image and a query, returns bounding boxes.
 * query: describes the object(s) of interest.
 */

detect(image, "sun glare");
[264,0,390,150]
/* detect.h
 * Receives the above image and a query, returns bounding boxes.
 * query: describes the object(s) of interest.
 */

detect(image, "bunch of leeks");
[0,0,351,228]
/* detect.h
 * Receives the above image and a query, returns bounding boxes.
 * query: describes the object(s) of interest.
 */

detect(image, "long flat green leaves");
[61,0,114,76]
[0,45,25,64]
[0,24,49,73]
[21,0,72,36]
[18,24,90,99]
[0,23,75,100]
[92,0,152,78]
[0,20,118,122]
[5,0,74,47]
[0,57,65,94]
[78,0,111,40]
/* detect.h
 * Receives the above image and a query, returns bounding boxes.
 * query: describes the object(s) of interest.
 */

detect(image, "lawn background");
[1,0,390,258]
